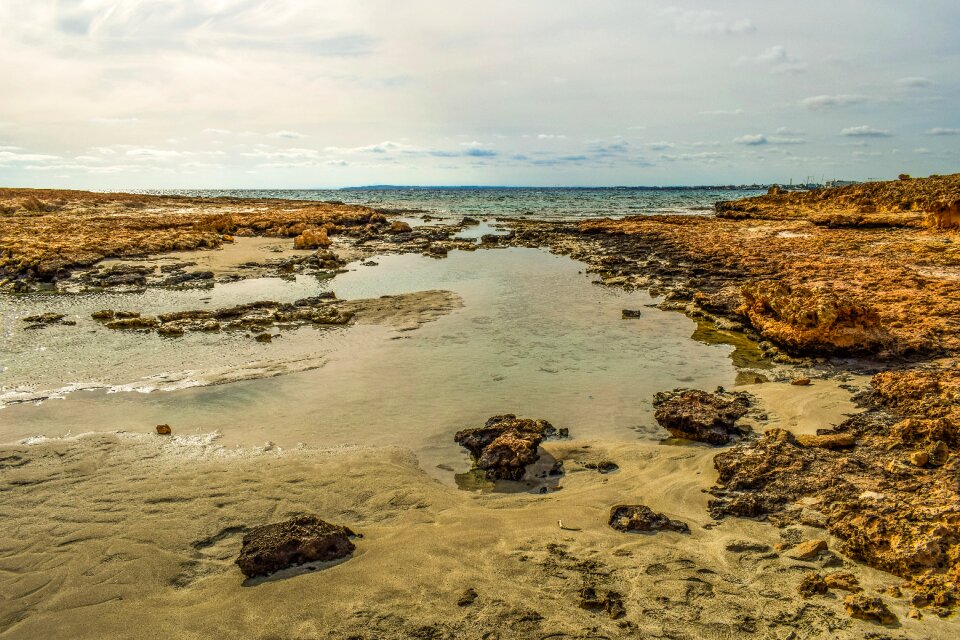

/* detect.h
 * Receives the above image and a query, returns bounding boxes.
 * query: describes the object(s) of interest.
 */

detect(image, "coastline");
[2,177,959,637]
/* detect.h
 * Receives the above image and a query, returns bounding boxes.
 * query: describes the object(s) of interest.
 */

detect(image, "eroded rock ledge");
[454,415,567,481]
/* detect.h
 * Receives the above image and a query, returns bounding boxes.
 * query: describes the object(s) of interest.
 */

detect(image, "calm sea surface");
[132,187,764,220]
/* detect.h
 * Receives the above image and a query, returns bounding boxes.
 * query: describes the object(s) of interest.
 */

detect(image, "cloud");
[800,94,868,110]
[699,109,744,116]
[90,117,140,125]
[927,127,960,136]
[647,141,674,150]
[0,150,62,163]
[270,130,304,139]
[536,133,566,140]
[897,76,932,88]
[660,7,756,35]
[739,46,807,74]
[840,126,892,138]
[734,134,767,145]
[125,148,183,158]
[775,127,804,136]
[464,148,497,158]
[768,136,805,145]
[914,148,931,154]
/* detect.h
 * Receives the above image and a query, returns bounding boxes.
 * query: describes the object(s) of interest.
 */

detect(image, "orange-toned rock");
[156,424,172,435]
[293,227,331,249]
[795,433,855,449]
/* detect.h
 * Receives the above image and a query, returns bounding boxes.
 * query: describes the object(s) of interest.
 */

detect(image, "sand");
[1,379,954,639]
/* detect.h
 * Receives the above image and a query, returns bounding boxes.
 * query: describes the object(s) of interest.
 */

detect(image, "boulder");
[653,388,751,445]
[454,415,559,481]
[798,572,828,597]
[235,515,356,578]
[293,227,331,249]
[387,221,412,234]
[608,505,690,534]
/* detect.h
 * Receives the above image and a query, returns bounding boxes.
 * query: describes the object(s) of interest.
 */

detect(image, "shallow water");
[1,245,744,478]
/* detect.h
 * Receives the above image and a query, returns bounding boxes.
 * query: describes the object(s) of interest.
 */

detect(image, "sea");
[132,187,764,220]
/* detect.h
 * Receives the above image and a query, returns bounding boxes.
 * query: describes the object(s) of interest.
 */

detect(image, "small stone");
[885,585,902,598]
[457,588,478,606]
[843,594,897,625]
[909,450,929,467]
[387,220,412,234]
[254,333,273,343]
[156,424,172,436]
[928,441,950,467]
[824,572,862,593]
[787,539,827,561]
[798,572,828,597]
[621,309,642,319]
[908,607,922,619]
[791,378,812,386]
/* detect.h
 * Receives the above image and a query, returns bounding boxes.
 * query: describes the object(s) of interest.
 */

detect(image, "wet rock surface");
[653,387,752,445]
[454,415,563,481]
[608,505,690,534]
[235,515,356,578]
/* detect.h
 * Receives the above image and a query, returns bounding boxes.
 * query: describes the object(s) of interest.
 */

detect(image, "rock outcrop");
[739,281,889,355]
[454,415,561,481]
[653,388,751,445]
[235,515,355,578]
[608,505,690,534]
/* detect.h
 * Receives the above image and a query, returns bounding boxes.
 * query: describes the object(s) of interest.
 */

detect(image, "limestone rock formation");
[454,415,560,481]
[653,388,751,445]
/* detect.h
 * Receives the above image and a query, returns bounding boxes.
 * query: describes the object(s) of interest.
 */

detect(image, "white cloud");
[660,7,756,35]
[914,148,931,154]
[734,134,767,145]
[647,141,674,150]
[90,117,140,125]
[927,127,960,136]
[739,46,807,74]
[840,126,892,138]
[125,148,183,158]
[699,109,744,116]
[800,94,868,110]
[536,134,566,140]
[270,130,305,139]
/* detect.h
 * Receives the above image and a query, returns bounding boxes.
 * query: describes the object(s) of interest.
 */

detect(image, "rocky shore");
[2,175,960,638]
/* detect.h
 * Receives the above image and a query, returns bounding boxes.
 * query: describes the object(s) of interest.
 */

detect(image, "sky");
[0,0,958,189]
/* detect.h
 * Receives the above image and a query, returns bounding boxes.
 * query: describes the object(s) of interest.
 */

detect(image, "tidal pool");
[1,246,748,478]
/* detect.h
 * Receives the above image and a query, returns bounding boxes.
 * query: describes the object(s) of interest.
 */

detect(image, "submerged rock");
[235,515,356,578]
[608,505,690,534]
[653,388,751,445]
[454,415,560,481]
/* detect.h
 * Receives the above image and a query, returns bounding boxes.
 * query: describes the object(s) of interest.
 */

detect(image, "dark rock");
[461,217,480,226]
[844,594,898,624]
[235,515,355,578]
[156,424,172,435]
[457,588,478,606]
[22,312,66,325]
[621,309,642,319]
[254,333,273,343]
[454,415,560,481]
[579,587,626,619]
[480,234,502,245]
[584,460,619,474]
[91,310,116,320]
[608,505,690,534]
[798,572,829,597]
[653,388,751,445]
[106,316,160,330]
[387,221,412,234]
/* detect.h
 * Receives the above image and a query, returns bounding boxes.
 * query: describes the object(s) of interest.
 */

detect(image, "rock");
[387,221,412,234]
[909,450,929,467]
[156,424,172,435]
[579,587,626,619]
[427,244,448,256]
[739,281,889,355]
[928,440,950,466]
[724,540,771,553]
[293,227,332,249]
[824,572,862,593]
[608,505,690,534]
[106,316,159,330]
[791,378,812,386]
[115,311,141,319]
[843,594,898,625]
[235,515,356,578]
[461,217,479,226]
[454,415,559,481]
[457,588,478,606]
[653,388,751,445]
[584,460,619,474]
[157,325,185,337]
[91,310,116,320]
[794,433,855,449]
[22,312,66,325]
[480,234,502,245]
[254,333,273,343]
[787,539,827,561]
[768,184,783,195]
[621,309,642,319]
[798,572,828,597]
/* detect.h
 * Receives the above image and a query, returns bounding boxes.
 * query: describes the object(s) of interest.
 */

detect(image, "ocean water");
[132,187,764,220]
